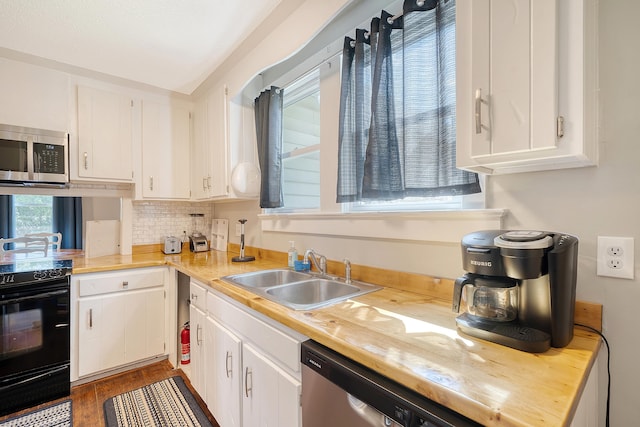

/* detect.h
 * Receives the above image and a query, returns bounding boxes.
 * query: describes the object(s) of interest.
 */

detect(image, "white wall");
[216,1,635,425]
[490,2,638,424]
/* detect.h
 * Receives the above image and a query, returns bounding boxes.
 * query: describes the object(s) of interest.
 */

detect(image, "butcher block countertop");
[65,246,602,427]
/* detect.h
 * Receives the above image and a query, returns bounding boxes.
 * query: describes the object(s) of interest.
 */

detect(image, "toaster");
[163,236,182,254]
[189,234,209,252]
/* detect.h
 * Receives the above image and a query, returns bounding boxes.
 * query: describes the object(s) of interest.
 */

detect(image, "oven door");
[0,277,70,380]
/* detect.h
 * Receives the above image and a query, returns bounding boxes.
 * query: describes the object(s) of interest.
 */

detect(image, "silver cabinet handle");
[149,176,154,191]
[191,293,197,301]
[225,351,232,378]
[122,281,128,289]
[84,152,89,170]
[475,88,484,134]
[474,88,489,133]
[244,367,252,397]
[89,308,93,328]
[207,176,212,189]
[203,177,208,191]
[196,324,202,346]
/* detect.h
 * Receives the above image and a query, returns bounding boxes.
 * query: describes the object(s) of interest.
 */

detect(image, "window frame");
[256,1,500,243]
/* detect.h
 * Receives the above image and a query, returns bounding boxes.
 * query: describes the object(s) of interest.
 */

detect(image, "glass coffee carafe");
[456,276,519,322]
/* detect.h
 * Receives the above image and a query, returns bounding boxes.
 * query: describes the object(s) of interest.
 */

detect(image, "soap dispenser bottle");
[288,241,298,268]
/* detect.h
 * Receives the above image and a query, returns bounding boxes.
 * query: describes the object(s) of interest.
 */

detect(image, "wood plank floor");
[0,360,220,427]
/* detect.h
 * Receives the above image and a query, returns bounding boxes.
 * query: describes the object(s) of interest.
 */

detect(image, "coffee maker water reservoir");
[452,230,579,352]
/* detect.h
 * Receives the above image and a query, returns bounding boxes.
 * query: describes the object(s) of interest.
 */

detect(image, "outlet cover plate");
[597,236,634,279]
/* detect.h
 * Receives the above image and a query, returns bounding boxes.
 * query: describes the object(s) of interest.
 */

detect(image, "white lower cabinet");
[186,283,305,427]
[73,267,167,379]
[242,343,301,427]
[205,317,242,427]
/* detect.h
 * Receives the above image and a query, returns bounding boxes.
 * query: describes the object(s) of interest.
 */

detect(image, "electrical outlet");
[597,236,634,279]
[235,223,242,237]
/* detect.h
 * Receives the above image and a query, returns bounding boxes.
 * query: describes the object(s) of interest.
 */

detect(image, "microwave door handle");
[27,135,35,181]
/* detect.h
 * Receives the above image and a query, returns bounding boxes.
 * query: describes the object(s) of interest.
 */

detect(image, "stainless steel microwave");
[0,124,69,186]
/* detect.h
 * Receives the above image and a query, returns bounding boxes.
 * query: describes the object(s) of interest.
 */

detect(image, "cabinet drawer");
[207,291,302,374]
[189,280,207,311]
[77,267,165,297]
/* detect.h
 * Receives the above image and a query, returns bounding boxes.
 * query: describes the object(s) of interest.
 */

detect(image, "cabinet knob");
[122,281,128,288]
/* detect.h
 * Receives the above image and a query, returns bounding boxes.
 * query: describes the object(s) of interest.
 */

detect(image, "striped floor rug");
[0,400,72,427]
[103,376,213,427]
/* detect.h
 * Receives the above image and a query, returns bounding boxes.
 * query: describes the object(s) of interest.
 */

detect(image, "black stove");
[0,258,72,416]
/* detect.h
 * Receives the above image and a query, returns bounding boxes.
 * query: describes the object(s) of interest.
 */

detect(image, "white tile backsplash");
[132,201,213,245]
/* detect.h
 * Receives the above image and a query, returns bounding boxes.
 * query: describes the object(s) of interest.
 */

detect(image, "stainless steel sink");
[223,269,311,288]
[221,269,381,310]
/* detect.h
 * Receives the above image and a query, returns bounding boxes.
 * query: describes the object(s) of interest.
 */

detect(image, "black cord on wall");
[574,323,610,427]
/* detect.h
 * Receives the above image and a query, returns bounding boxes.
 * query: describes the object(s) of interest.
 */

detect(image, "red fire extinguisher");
[180,322,190,365]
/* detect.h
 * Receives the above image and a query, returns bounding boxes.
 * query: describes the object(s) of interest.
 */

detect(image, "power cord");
[574,323,610,427]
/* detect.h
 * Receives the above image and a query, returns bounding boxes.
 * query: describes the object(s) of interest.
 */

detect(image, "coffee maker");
[452,230,578,352]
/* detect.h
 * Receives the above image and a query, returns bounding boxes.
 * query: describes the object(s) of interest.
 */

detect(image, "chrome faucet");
[303,249,327,276]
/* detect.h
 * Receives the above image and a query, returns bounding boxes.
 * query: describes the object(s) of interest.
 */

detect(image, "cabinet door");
[77,294,126,377]
[470,0,557,158]
[123,288,165,363]
[242,343,301,427]
[192,98,211,200]
[208,83,230,199]
[189,303,206,397]
[141,100,191,199]
[77,86,134,181]
[206,316,242,427]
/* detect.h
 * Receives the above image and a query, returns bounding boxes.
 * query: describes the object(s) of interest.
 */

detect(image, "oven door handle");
[0,289,68,306]
[0,364,68,392]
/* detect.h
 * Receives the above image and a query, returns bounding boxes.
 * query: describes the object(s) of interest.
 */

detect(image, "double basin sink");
[221,269,381,310]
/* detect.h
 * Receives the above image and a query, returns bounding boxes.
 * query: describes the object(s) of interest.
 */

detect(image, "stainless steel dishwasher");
[301,340,481,427]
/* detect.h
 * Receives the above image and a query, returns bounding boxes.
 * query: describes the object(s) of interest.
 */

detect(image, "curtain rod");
[348,0,434,47]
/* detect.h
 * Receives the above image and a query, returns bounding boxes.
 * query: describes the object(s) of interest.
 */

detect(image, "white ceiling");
[0,0,283,94]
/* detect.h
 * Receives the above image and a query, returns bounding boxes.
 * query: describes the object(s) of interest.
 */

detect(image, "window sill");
[259,209,507,243]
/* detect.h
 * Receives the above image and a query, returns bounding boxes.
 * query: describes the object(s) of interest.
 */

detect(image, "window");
[281,69,321,210]
[263,0,482,216]
[13,195,53,236]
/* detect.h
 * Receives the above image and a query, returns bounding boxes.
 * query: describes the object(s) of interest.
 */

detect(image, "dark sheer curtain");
[254,86,284,208]
[53,197,83,249]
[0,195,13,239]
[337,0,480,202]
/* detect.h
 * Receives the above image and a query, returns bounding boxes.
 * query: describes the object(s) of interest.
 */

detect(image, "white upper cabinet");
[456,0,598,174]
[141,100,191,199]
[191,83,230,200]
[77,85,134,181]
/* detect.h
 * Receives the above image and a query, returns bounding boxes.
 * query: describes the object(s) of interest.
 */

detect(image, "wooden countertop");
[64,248,602,427]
